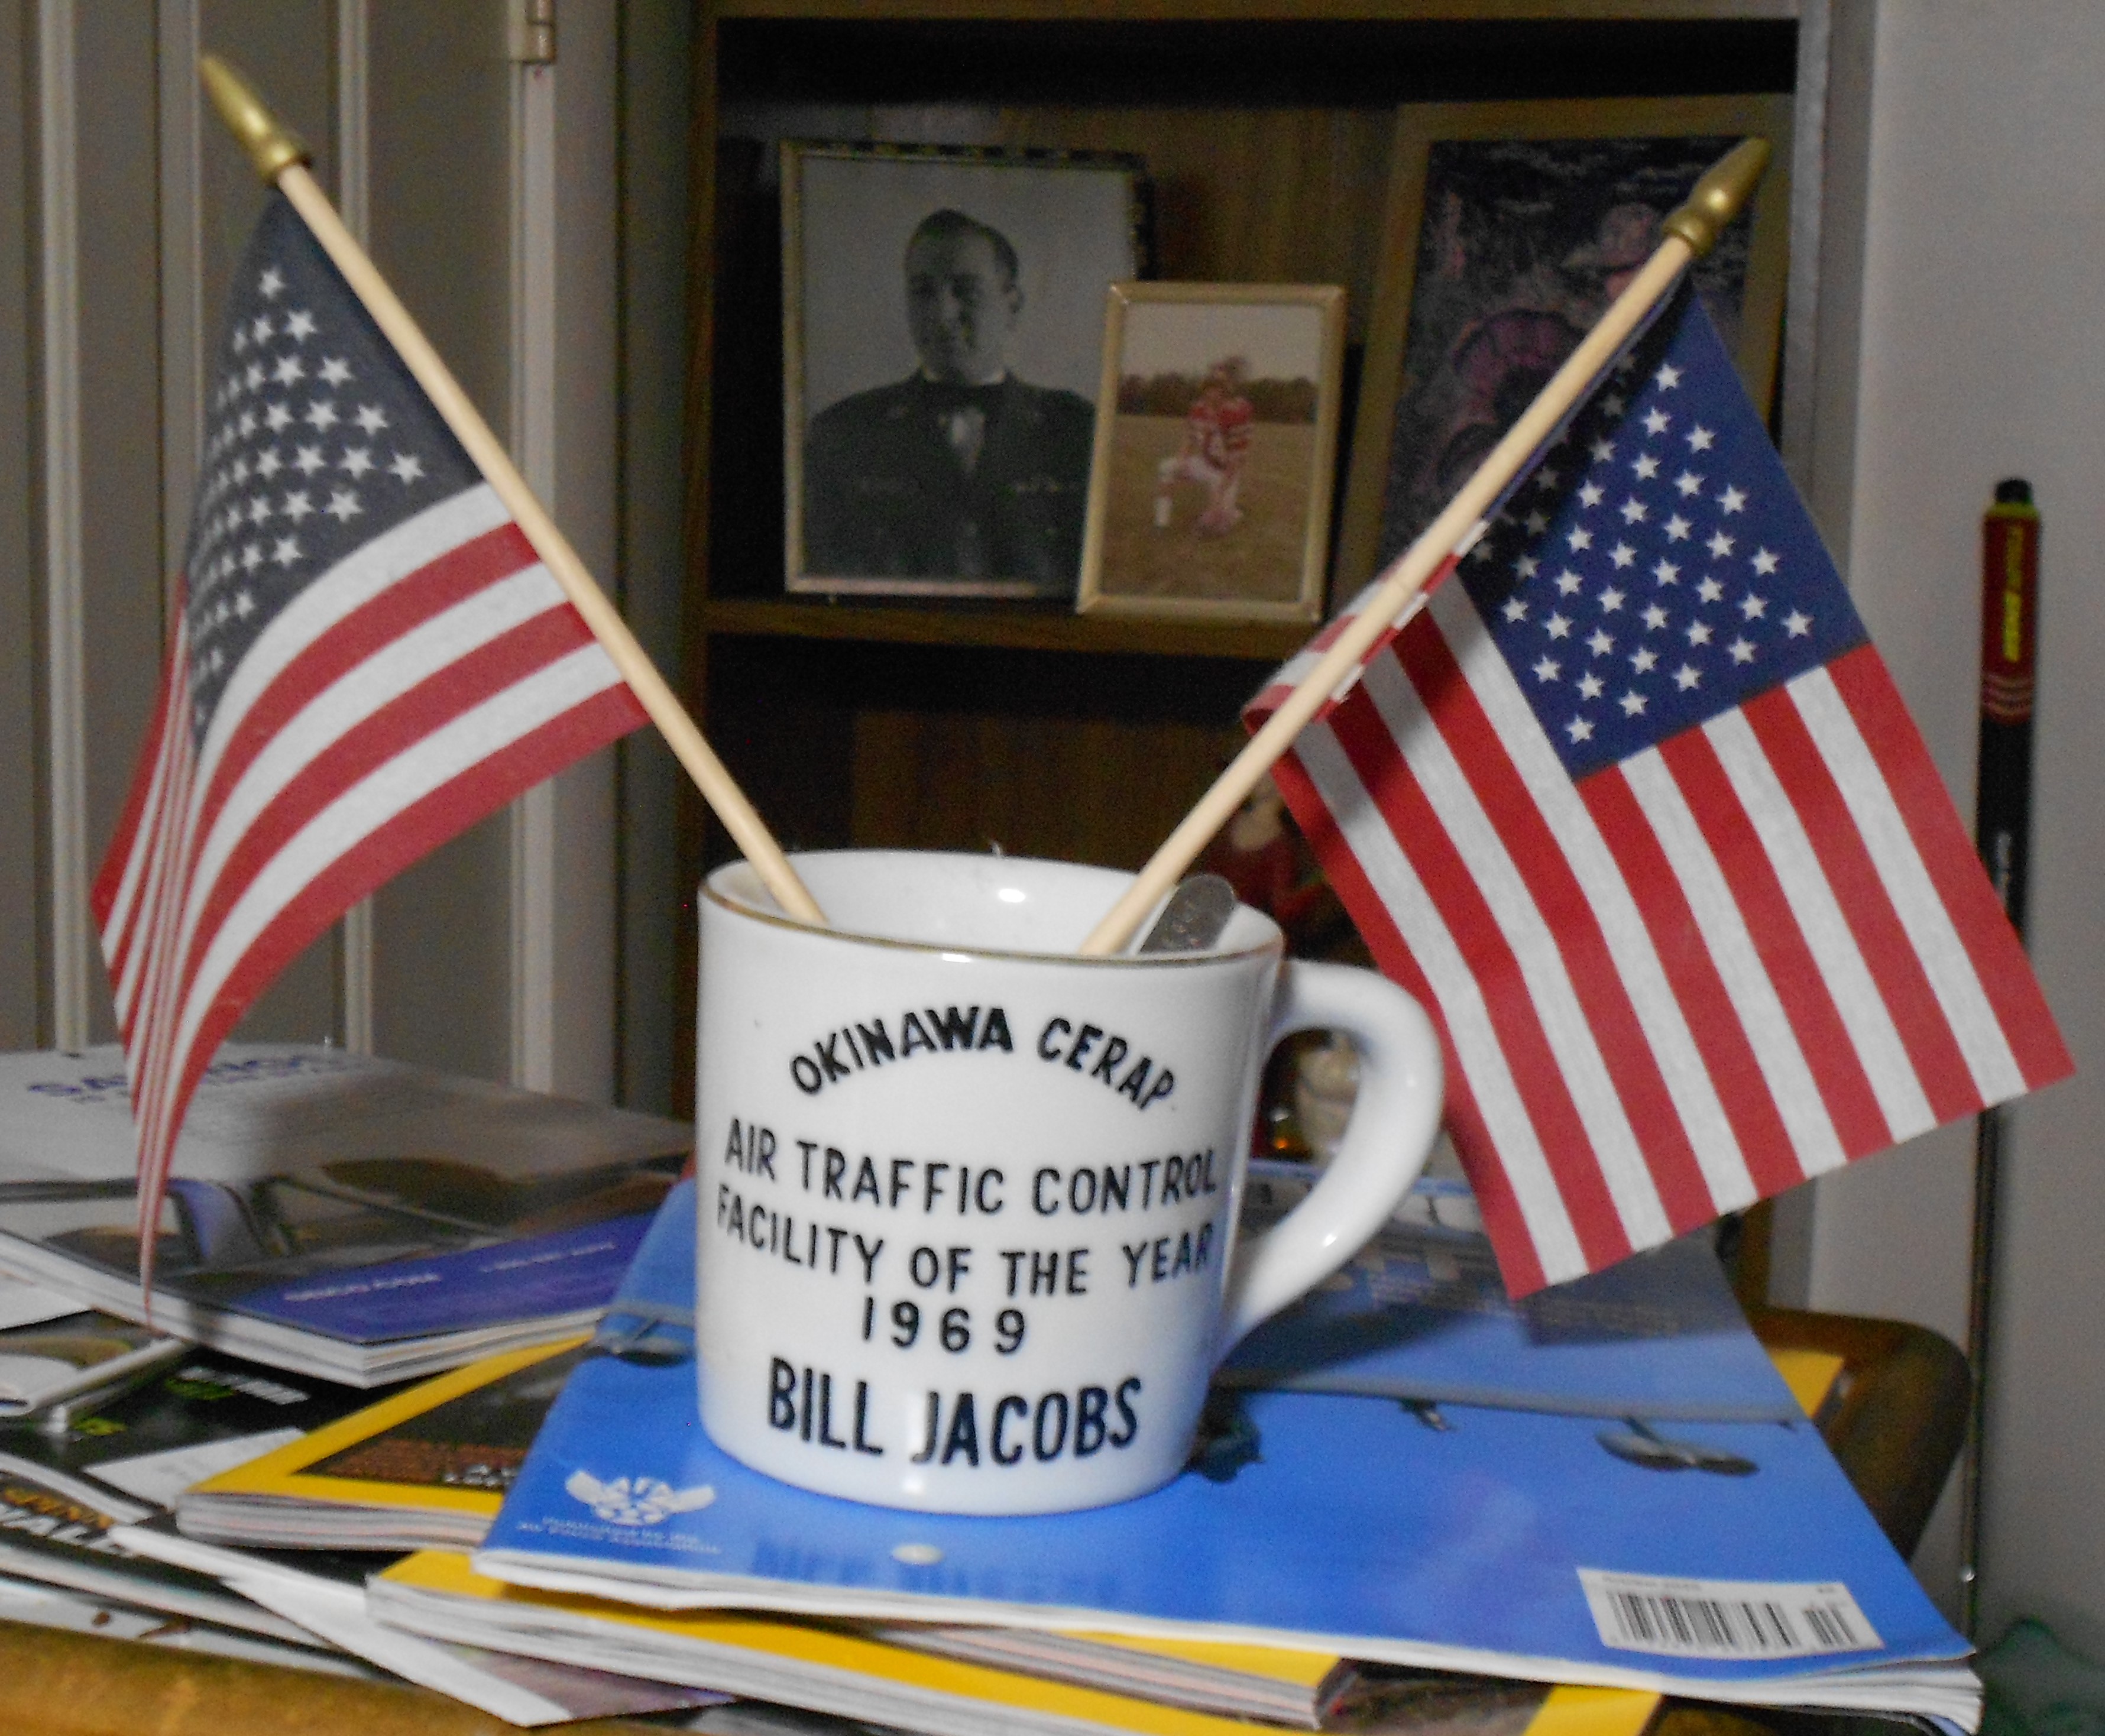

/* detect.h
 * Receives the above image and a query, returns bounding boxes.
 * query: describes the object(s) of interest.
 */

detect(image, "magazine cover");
[0,1271,107,1331]
[0,1455,322,1643]
[178,1337,582,1550]
[0,1344,404,1517]
[471,1180,1977,1724]
[1226,1162,1804,1422]
[0,1345,419,1645]
[0,1311,184,1417]
[0,1046,691,1381]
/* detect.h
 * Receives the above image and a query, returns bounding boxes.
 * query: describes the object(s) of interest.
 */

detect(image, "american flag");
[93,192,647,1282]
[1255,286,2070,1295]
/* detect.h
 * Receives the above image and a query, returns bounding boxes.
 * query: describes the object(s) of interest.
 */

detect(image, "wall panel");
[0,0,40,1048]
[1805,0,2105,1640]
[70,4,166,1046]
[365,0,515,1083]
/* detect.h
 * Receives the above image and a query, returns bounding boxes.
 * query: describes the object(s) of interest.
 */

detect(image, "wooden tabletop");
[0,1617,677,1736]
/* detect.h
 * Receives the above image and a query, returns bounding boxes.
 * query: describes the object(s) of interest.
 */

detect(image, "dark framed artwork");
[782,142,1148,601]
[1077,283,1345,624]
[1335,95,1793,596]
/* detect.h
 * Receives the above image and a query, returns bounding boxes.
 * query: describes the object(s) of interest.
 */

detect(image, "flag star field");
[1459,309,1863,783]
[182,218,478,731]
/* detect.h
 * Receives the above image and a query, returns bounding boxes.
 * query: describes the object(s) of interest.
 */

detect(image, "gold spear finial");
[199,54,309,182]
[1660,138,1773,258]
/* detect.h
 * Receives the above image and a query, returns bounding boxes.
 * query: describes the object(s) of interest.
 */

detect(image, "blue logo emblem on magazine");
[564,1472,716,1527]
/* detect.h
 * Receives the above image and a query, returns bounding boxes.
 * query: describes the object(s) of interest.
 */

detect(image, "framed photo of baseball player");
[1334,94,1793,597]
[1076,283,1346,624]
[783,142,1147,601]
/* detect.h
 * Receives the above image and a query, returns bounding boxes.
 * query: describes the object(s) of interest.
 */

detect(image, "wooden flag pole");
[1079,138,1773,957]
[198,55,828,927]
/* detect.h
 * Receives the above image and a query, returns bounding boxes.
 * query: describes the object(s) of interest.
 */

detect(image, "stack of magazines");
[79,1161,1980,1736]
[0,1329,723,1723]
[0,1046,692,1384]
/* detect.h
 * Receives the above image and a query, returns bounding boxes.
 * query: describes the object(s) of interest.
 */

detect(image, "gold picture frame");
[782,141,1148,602]
[1335,94,1794,598]
[1077,282,1346,624]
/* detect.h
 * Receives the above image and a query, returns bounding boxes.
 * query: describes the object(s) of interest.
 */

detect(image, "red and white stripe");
[1267,579,2068,1294]
[93,484,645,1279]
[1248,565,1449,718]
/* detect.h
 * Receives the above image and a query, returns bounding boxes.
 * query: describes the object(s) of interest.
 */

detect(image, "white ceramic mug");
[694,850,1442,1514]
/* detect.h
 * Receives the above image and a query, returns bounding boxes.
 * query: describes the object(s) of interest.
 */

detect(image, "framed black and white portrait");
[782,142,1148,601]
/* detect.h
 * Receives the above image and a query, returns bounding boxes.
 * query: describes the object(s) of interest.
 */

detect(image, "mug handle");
[1212,960,1444,1361]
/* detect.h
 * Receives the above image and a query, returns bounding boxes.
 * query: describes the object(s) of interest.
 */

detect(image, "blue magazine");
[473,1180,1976,1721]
[229,1213,657,1342]
[1224,1162,1803,1422]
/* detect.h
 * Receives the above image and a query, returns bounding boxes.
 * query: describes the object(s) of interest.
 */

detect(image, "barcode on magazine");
[1579,1569,1883,1660]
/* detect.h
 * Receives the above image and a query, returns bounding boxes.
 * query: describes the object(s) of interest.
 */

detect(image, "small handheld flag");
[190,56,824,931]
[1254,287,2070,1295]
[93,190,650,1288]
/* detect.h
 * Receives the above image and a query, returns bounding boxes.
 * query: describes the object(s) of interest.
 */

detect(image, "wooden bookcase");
[677,1,1798,1099]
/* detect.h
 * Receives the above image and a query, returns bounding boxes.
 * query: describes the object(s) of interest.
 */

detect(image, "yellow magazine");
[373,1550,1661,1736]
[879,1621,1352,1724]
[1767,1349,1847,1421]
[174,1337,584,1552]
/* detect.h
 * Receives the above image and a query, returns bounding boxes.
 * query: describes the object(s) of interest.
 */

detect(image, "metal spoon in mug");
[1136,873,1238,955]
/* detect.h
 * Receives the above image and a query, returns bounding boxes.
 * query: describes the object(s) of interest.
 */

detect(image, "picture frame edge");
[779,140,1149,605]
[1077,280,1345,627]
[1073,283,1136,618]
[1298,283,1352,623]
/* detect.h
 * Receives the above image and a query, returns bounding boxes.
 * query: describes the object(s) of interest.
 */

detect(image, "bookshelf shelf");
[697,598,1307,663]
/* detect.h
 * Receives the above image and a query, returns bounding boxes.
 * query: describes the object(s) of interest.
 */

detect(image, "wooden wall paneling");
[34,0,89,1048]
[694,634,1261,880]
[700,634,859,859]
[994,108,1397,341]
[841,642,1258,869]
[850,705,1246,870]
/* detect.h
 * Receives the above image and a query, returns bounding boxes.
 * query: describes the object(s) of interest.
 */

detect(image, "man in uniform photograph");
[801,208,1097,590]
